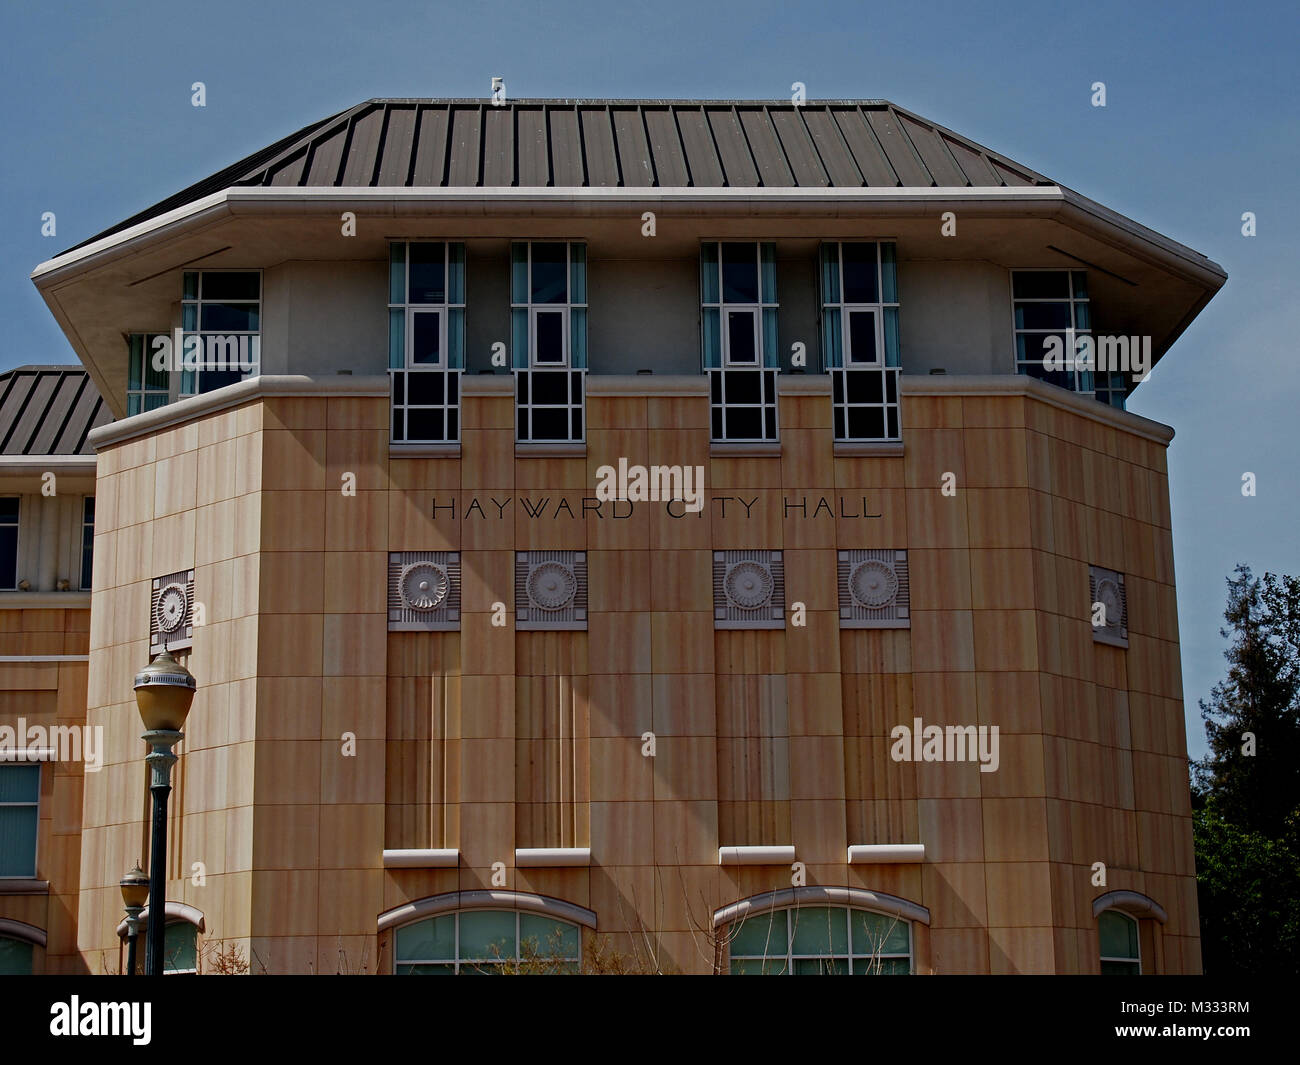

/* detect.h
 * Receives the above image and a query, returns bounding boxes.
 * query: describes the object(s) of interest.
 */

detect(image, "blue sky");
[2,0,1295,760]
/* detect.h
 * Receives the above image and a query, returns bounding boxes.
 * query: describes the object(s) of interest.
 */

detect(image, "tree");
[1193,565,1300,838]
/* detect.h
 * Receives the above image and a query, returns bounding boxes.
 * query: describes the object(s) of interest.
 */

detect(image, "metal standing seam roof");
[66,99,1052,253]
[0,366,111,456]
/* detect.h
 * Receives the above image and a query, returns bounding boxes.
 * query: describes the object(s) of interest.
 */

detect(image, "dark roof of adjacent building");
[69,99,1053,251]
[0,366,111,456]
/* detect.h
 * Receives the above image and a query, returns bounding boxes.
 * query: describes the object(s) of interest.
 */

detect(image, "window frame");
[727,905,913,975]
[0,496,19,591]
[511,241,587,370]
[80,496,94,591]
[393,909,582,974]
[701,241,779,370]
[1098,909,1142,975]
[1010,268,1092,394]
[179,269,263,398]
[820,241,900,371]
[0,763,41,879]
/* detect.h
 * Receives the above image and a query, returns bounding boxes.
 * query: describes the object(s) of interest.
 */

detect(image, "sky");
[1,0,1295,760]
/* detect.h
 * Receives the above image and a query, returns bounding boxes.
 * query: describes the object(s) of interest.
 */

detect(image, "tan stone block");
[930,928,990,974]
[651,611,714,673]
[918,798,983,862]
[988,925,1055,973]
[906,487,967,549]
[910,610,974,672]
[982,798,1049,860]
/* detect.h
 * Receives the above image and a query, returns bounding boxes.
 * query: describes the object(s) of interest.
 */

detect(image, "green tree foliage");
[1192,565,1300,974]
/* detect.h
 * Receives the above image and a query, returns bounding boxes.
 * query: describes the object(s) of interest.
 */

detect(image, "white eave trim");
[382,848,459,869]
[0,455,96,474]
[847,844,925,864]
[718,845,796,866]
[32,185,1067,280]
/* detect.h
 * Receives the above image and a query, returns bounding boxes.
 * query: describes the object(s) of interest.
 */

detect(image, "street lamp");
[133,649,196,977]
[119,863,148,976]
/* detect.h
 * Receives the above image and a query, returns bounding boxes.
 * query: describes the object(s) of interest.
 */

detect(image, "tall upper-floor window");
[1012,269,1092,394]
[511,242,587,368]
[180,270,261,396]
[1098,910,1141,974]
[0,497,18,590]
[80,497,95,591]
[701,242,778,368]
[388,242,466,370]
[126,335,171,416]
[821,242,900,369]
[0,764,40,877]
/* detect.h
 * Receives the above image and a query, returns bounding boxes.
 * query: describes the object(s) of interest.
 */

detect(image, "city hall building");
[3,98,1224,974]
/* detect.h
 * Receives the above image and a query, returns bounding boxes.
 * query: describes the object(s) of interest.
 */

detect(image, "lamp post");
[133,649,196,977]
[119,864,148,976]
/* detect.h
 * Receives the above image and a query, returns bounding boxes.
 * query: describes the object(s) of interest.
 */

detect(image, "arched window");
[728,905,912,975]
[1098,910,1141,975]
[0,935,33,975]
[394,910,580,974]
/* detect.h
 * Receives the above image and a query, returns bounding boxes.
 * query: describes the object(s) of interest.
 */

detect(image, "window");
[127,920,198,974]
[388,243,465,443]
[0,764,40,877]
[511,243,586,369]
[729,906,911,974]
[1012,270,1093,395]
[1099,910,1141,974]
[0,936,33,975]
[126,335,171,416]
[820,242,899,369]
[394,910,580,974]
[0,497,17,590]
[180,270,261,396]
[80,497,94,591]
[701,242,778,368]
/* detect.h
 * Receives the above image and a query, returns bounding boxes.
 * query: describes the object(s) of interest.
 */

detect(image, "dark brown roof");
[0,366,110,456]
[67,99,1051,252]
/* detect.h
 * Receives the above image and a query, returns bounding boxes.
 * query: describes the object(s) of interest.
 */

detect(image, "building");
[10,98,1224,974]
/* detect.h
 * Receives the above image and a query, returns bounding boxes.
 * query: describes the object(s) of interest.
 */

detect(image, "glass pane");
[822,308,842,369]
[408,243,445,304]
[511,243,529,304]
[389,309,405,369]
[794,956,846,975]
[883,307,900,366]
[458,911,516,961]
[570,307,587,369]
[182,304,198,331]
[1099,911,1139,960]
[1072,270,1089,299]
[531,243,568,304]
[197,370,242,394]
[142,394,168,413]
[396,962,455,975]
[531,409,569,441]
[201,272,260,301]
[820,243,840,304]
[700,242,719,303]
[199,303,259,332]
[0,937,32,976]
[762,307,778,367]
[1014,303,1071,330]
[164,923,197,972]
[847,309,878,364]
[411,311,442,365]
[569,243,586,304]
[791,907,848,956]
[841,242,878,303]
[128,335,143,390]
[448,243,465,304]
[0,524,15,587]
[759,242,776,304]
[721,243,758,303]
[512,308,529,369]
[854,956,910,974]
[701,308,721,368]
[447,308,464,369]
[389,243,406,304]
[730,958,768,975]
[395,910,457,962]
[1012,271,1070,299]
[1101,959,1141,976]
[520,914,578,960]
[730,910,787,957]
[1074,303,1091,331]
[406,409,444,441]
[535,311,565,364]
[880,242,898,303]
[726,310,757,364]
[531,370,569,406]
[0,764,40,801]
[144,338,169,390]
[182,271,198,300]
[0,810,39,878]
[851,910,910,955]
[407,372,445,406]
